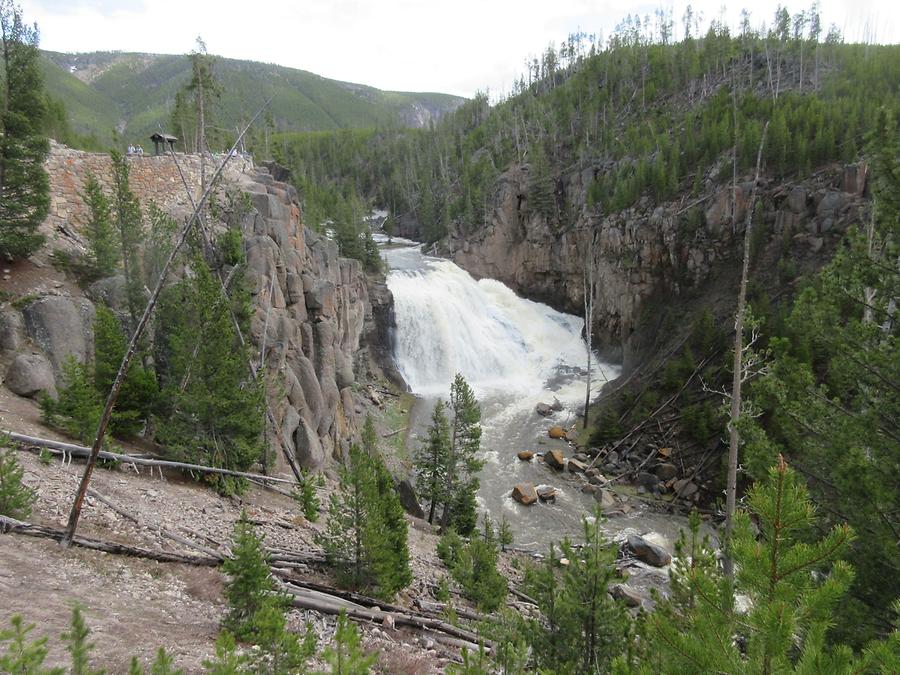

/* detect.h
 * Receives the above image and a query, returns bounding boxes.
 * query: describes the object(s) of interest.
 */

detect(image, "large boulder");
[536,485,557,502]
[674,478,699,499]
[548,425,567,439]
[627,534,672,567]
[517,450,535,461]
[0,309,24,352]
[293,418,325,470]
[610,584,645,607]
[512,483,538,506]
[594,488,617,510]
[655,462,678,481]
[85,275,128,312]
[567,458,587,473]
[22,296,95,378]
[4,353,56,398]
[544,449,565,470]
[535,402,553,417]
[396,479,425,519]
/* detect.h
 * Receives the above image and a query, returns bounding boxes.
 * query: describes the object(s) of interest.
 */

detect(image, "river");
[380,236,696,589]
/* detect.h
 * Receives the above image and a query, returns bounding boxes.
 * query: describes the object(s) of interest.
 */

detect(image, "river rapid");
[380,236,696,589]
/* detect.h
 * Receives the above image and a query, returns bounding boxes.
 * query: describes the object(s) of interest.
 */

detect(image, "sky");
[25,0,900,98]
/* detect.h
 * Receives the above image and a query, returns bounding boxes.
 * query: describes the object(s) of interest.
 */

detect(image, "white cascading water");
[389,254,595,397]
[381,239,698,574]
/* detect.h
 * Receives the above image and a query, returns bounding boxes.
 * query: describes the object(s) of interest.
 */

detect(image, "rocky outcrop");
[512,483,538,505]
[626,534,672,567]
[4,353,56,398]
[239,167,371,474]
[449,162,871,370]
[3,155,388,479]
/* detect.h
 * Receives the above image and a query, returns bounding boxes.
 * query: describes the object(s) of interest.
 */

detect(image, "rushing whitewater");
[382,240,696,571]
[390,258,597,396]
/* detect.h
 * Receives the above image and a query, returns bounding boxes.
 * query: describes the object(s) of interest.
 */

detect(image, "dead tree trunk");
[724,121,769,583]
[583,230,597,429]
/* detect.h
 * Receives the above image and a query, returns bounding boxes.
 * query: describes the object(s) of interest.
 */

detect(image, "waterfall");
[386,247,598,398]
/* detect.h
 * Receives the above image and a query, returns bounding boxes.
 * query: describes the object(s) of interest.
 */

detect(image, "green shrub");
[0,448,35,519]
[439,518,507,613]
[292,469,322,522]
[319,611,376,674]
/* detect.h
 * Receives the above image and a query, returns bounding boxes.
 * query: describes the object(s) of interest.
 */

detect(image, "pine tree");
[445,517,507,613]
[0,0,48,261]
[93,305,156,437]
[639,457,900,673]
[0,615,55,674]
[0,446,35,518]
[441,374,484,535]
[221,512,281,641]
[318,443,372,591]
[415,399,450,524]
[61,605,104,675]
[365,454,412,599]
[317,611,376,675]
[524,508,628,672]
[154,258,264,492]
[79,172,118,277]
[41,356,102,443]
[319,444,410,599]
[109,150,144,325]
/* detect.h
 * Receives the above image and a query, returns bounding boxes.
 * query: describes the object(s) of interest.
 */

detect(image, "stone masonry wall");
[43,141,251,237]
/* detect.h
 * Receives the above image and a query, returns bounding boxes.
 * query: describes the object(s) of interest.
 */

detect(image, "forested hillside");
[277,15,898,243]
[39,50,464,150]
[274,8,900,651]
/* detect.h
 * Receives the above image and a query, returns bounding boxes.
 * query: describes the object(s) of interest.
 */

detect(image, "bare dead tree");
[723,120,769,582]
[583,230,597,428]
[61,102,271,547]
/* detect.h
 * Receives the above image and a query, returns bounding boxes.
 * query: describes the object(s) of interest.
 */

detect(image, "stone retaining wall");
[43,142,252,234]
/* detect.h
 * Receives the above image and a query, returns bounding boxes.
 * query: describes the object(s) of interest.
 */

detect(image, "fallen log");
[284,589,492,649]
[0,515,220,566]
[1,515,492,651]
[5,431,297,486]
[86,488,225,560]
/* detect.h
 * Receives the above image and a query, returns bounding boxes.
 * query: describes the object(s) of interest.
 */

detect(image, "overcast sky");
[26,0,899,98]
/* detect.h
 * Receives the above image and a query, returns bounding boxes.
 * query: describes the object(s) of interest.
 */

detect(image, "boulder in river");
[594,488,617,510]
[548,426,567,439]
[550,397,563,412]
[567,458,587,473]
[655,462,678,481]
[512,483,538,505]
[544,449,565,470]
[536,485,557,502]
[627,534,672,567]
[517,450,535,461]
[674,478,699,499]
[535,402,553,417]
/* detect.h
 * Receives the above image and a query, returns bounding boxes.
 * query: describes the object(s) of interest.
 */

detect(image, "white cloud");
[25,0,900,97]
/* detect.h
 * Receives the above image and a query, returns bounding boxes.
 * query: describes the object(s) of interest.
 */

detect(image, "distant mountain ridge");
[40,50,465,147]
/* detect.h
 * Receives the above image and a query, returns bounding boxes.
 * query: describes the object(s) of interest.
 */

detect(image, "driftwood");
[0,515,220,566]
[6,431,296,486]
[382,427,407,439]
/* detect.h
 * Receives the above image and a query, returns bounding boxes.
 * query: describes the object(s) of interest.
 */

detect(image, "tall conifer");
[0,0,48,260]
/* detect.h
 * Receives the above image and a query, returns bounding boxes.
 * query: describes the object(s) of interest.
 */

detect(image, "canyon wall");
[2,145,378,476]
[449,161,870,370]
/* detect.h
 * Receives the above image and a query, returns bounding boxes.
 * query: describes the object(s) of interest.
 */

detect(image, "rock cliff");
[449,161,870,370]
[1,145,387,476]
